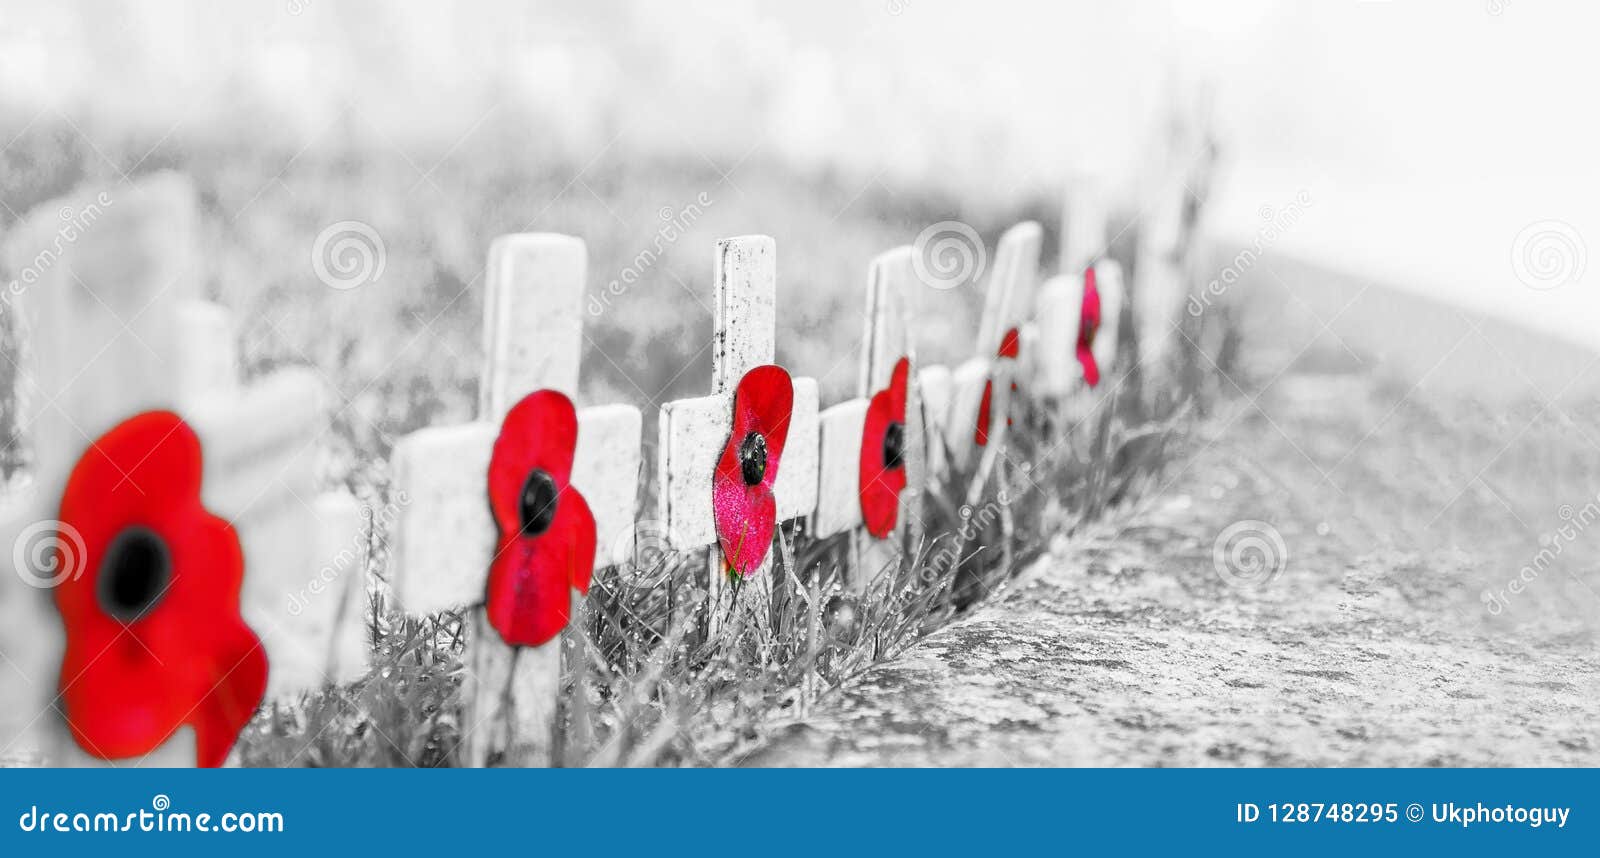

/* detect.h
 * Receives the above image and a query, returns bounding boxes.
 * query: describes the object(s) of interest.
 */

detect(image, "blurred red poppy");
[713,365,793,576]
[486,390,596,648]
[975,327,1021,447]
[54,411,266,768]
[859,356,910,538]
[1078,266,1103,387]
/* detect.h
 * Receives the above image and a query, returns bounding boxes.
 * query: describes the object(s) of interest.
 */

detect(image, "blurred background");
[4,1,1600,767]
[2,0,1597,483]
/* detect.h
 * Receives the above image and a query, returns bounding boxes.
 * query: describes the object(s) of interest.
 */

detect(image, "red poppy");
[485,390,596,648]
[997,327,1021,360]
[1078,266,1103,387]
[859,357,910,538]
[713,365,794,576]
[54,411,266,768]
[975,327,1021,447]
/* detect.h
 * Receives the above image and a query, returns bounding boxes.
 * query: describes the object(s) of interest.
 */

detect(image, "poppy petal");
[1077,266,1103,388]
[975,379,994,447]
[563,489,598,596]
[886,356,909,416]
[485,489,594,647]
[998,326,1021,359]
[485,390,598,648]
[487,391,579,533]
[713,365,794,576]
[732,365,794,466]
[976,326,1023,446]
[1077,342,1101,388]
[860,357,910,538]
[54,411,266,768]
[713,482,777,576]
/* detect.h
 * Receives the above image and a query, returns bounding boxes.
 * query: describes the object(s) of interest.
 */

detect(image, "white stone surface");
[571,404,644,569]
[1033,274,1084,398]
[813,398,868,539]
[862,247,914,396]
[712,235,776,395]
[658,393,727,551]
[944,357,991,471]
[6,173,198,497]
[1060,180,1109,275]
[190,368,331,696]
[480,233,586,423]
[776,377,819,523]
[389,421,497,613]
[177,300,238,407]
[1094,259,1125,377]
[254,490,371,694]
[917,364,952,474]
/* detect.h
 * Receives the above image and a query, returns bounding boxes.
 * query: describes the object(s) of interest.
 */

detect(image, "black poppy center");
[518,469,559,536]
[882,421,906,471]
[739,432,768,486]
[97,526,170,622]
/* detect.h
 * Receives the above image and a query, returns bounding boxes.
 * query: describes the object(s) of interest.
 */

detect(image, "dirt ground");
[748,264,1600,767]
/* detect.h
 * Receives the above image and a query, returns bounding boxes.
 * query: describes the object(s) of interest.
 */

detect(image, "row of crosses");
[0,168,1144,768]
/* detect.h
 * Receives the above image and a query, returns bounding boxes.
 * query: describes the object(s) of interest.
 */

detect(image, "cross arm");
[390,406,641,614]
[813,397,868,539]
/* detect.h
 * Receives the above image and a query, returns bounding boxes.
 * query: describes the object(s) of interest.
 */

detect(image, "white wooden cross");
[657,235,820,618]
[173,296,370,697]
[943,222,1042,470]
[888,231,959,500]
[1133,174,1185,371]
[814,247,922,589]
[1134,98,1217,372]
[176,301,237,406]
[0,173,352,767]
[915,362,953,481]
[1035,263,1125,397]
[388,233,641,767]
[1037,187,1125,399]
[180,324,370,700]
